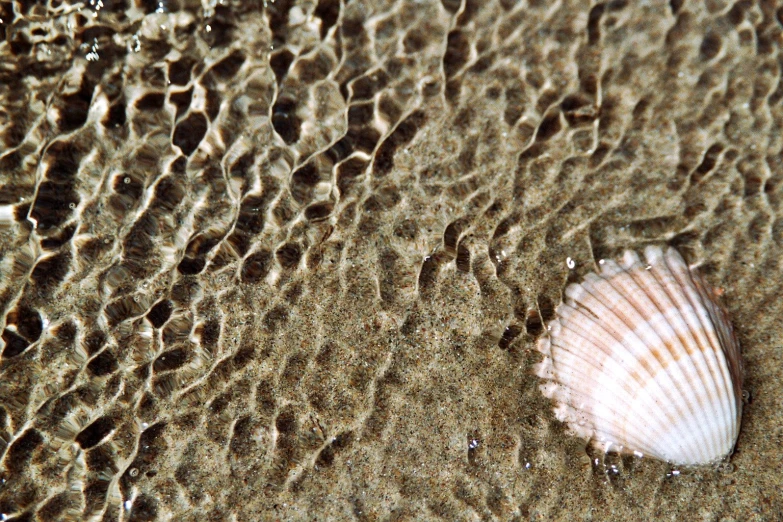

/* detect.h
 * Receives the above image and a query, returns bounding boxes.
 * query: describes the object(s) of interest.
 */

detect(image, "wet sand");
[0,0,782,520]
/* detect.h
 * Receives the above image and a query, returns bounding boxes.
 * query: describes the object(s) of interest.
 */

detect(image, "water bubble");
[717,462,735,474]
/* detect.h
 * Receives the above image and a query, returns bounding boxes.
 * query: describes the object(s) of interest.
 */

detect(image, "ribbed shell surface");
[535,246,743,466]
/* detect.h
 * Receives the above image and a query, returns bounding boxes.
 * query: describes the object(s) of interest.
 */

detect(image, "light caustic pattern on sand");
[0,0,782,520]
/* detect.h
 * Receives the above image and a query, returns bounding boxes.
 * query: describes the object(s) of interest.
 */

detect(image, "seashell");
[534,246,743,466]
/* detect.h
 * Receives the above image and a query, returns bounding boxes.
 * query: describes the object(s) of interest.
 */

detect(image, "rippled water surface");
[0,0,782,520]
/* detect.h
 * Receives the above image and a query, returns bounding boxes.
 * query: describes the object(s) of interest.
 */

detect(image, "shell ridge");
[690,270,743,395]
[644,252,735,462]
[608,256,720,455]
[561,380,662,456]
[659,251,738,434]
[692,280,743,444]
[562,277,700,447]
[541,352,669,457]
[651,247,740,461]
[535,246,743,466]
[584,265,709,460]
[689,279,743,449]
[580,268,712,452]
[549,329,646,415]
[545,344,673,457]
[555,308,652,389]
[544,304,679,455]
[652,252,734,459]
[547,326,637,413]
[629,257,724,461]
[661,250,741,458]
[560,285,683,406]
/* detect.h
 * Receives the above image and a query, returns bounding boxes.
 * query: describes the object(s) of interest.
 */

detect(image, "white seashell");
[534,246,743,466]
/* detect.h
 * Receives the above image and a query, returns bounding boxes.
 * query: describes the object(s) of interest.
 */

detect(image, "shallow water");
[0,0,781,520]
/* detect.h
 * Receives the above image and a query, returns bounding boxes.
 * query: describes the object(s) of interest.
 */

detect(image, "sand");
[0,0,781,520]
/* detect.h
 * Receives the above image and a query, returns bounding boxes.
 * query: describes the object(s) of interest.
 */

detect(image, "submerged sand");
[0,0,781,520]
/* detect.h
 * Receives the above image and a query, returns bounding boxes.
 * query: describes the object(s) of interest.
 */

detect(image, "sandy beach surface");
[0,1,781,520]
